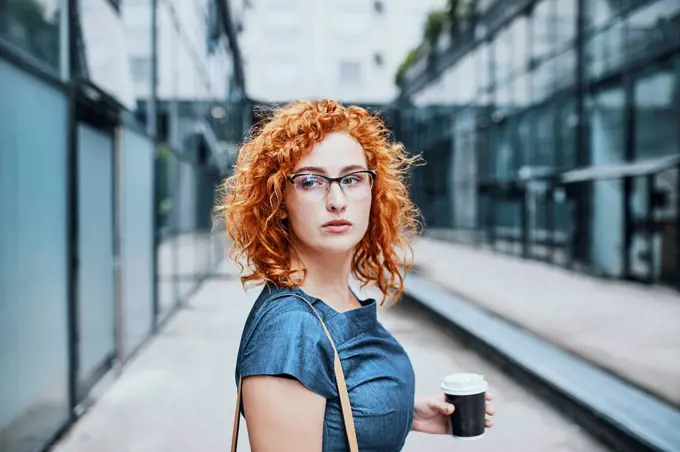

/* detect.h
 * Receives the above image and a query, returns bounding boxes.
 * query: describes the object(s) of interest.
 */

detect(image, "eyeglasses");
[287,170,376,202]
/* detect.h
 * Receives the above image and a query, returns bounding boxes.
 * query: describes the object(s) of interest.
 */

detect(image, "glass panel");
[586,20,626,79]
[553,49,576,92]
[591,179,625,277]
[492,26,512,85]
[476,42,490,92]
[531,58,553,103]
[121,0,153,125]
[555,0,577,46]
[532,0,555,59]
[0,59,69,452]
[629,176,651,279]
[587,0,628,30]
[589,86,625,165]
[528,187,550,258]
[634,64,678,160]
[156,146,178,322]
[495,81,512,111]
[0,0,63,72]
[654,167,679,283]
[509,15,529,76]
[513,72,531,109]
[534,106,555,167]
[177,159,197,300]
[518,112,533,167]
[76,124,115,387]
[557,99,577,169]
[589,85,626,277]
[493,123,515,181]
[120,128,155,356]
[627,0,680,64]
[79,0,136,109]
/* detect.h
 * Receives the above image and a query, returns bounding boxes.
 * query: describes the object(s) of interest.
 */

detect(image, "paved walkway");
[411,236,680,407]
[52,262,604,452]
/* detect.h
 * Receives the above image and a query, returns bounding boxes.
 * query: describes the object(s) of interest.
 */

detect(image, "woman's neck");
[290,242,359,312]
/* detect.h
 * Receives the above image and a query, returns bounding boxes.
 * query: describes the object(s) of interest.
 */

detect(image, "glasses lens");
[292,175,328,200]
[340,172,373,198]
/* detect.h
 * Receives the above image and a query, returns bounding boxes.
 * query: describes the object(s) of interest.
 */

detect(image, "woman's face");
[283,132,372,256]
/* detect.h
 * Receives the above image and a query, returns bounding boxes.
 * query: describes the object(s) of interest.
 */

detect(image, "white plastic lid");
[441,373,488,396]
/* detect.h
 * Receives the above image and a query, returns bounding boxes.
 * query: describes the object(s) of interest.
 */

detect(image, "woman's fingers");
[485,406,495,416]
[485,392,493,401]
[438,401,455,415]
[485,419,494,428]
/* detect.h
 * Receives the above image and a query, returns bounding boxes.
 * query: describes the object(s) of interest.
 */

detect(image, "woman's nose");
[326,182,347,212]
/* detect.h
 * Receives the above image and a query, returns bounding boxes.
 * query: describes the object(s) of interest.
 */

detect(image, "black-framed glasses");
[287,170,376,202]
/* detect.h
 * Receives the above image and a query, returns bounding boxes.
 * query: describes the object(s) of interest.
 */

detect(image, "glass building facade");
[0,1,247,451]
[395,0,680,286]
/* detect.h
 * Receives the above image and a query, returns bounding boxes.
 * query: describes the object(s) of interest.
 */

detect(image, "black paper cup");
[441,373,488,440]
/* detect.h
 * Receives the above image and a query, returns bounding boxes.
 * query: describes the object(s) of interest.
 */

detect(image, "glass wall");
[397,0,680,285]
[0,0,65,74]
[76,123,116,393]
[0,0,246,450]
[0,59,70,452]
[120,128,155,357]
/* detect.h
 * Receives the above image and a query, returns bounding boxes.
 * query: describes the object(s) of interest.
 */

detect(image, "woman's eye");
[298,176,324,189]
[342,176,360,185]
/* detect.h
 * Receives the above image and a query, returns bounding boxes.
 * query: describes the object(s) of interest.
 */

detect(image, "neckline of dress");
[290,286,377,317]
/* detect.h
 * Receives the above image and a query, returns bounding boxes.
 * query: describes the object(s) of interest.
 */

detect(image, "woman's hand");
[411,392,495,435]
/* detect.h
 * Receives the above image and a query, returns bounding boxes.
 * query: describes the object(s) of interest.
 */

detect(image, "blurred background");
[1,0,679,451]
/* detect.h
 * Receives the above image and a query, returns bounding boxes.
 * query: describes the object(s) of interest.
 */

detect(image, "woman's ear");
[280,203,288,220]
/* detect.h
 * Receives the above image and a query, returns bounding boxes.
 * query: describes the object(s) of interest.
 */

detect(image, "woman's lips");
[322,220,352,233]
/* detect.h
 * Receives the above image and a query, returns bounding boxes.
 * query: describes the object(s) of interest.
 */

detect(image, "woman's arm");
[242,375,326,452]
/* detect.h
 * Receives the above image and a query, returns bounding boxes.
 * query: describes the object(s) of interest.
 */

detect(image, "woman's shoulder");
[236,284,336,397]
[245,284,326,333]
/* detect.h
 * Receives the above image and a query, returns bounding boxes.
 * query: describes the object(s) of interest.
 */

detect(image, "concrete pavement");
[52,261,605,452]
[411,236,680,408]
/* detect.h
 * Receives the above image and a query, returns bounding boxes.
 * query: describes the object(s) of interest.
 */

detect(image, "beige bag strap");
[231,295,359,452]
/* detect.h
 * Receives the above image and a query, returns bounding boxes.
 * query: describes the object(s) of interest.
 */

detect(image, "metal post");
[65,0,80,418]
[148,0,160,331]
[573,0,589,268]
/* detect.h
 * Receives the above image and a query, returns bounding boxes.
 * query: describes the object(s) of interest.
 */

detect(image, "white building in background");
[122,0,234,103]
[233,0,446,104]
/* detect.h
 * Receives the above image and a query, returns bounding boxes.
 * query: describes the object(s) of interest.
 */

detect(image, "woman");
[220,100,494,451]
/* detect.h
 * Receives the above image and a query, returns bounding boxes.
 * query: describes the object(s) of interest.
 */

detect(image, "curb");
[403,274,680,452]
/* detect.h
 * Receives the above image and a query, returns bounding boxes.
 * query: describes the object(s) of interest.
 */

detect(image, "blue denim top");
[235,283,415,451]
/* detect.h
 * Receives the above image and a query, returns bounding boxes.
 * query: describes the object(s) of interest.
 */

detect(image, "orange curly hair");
[218,99,421,303]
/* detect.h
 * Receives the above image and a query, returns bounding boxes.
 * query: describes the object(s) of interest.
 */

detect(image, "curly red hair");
[218,99,421,303]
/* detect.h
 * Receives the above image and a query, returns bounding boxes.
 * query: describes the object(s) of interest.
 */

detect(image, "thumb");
[436,400,455,415]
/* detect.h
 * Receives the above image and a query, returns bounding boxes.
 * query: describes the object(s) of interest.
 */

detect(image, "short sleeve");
[238,298,336,399]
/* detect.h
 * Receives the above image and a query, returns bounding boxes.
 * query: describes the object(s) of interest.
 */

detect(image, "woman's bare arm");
[242,375,326,452]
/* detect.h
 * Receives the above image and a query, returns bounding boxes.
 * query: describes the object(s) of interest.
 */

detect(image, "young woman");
[220,100,494,451]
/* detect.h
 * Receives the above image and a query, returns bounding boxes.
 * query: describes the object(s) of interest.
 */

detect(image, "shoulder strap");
[231,293,359,452]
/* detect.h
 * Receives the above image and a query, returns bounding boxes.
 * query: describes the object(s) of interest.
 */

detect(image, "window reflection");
[492,26,512,85]
[0,0,62,71]
[634,65,678,161]
[509,15,529,76]
[589,86,625,165]
[588,0,627,30]
[532,0,555,60]
[555,0,577,46]
[627,0,680,61]
[79,0,136,108]
[586,20,625,79]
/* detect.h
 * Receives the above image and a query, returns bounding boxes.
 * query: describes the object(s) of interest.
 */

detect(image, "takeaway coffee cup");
[441,373,488,440]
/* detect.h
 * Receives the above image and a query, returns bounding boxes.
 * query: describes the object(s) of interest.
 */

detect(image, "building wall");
[124,0,233,102]
[0,1,243,450]
[237,0,446,103]
[398,0,680,283]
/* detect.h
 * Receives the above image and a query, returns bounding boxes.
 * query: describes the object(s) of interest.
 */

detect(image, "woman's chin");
[316,235,362,255]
